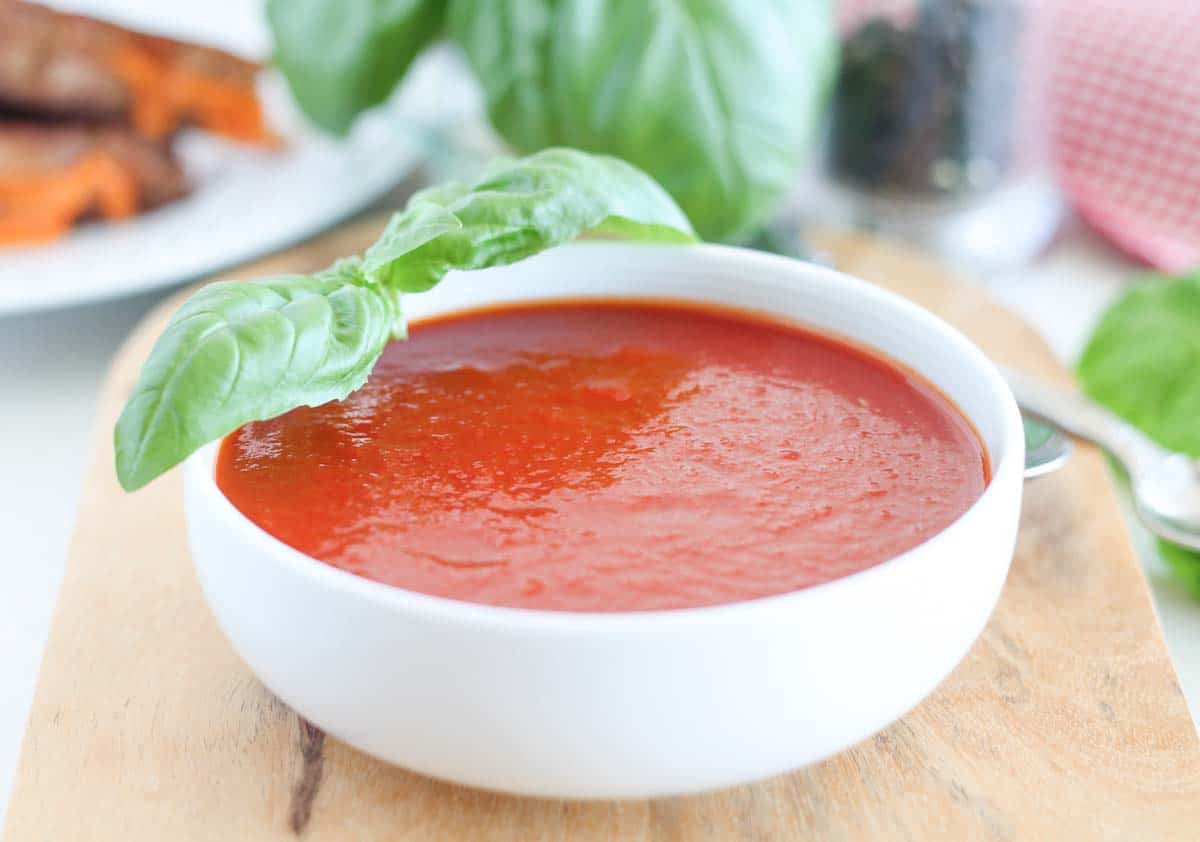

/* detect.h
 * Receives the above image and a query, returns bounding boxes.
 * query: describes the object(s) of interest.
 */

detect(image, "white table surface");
[2,220,1199,831]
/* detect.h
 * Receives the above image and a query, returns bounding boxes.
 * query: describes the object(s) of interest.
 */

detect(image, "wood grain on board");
[5,219,1199,840]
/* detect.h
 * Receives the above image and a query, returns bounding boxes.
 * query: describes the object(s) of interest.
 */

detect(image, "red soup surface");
[217,302,988,612]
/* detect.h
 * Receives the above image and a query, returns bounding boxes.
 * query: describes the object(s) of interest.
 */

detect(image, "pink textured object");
[1049,0,1200,271]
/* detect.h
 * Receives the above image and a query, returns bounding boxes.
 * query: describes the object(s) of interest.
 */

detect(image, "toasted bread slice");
[0,0,271,143]
[0,121,187,244]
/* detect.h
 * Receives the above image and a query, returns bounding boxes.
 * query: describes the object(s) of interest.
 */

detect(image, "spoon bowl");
[1022,416,1072,479]
[1132,454,1200,552]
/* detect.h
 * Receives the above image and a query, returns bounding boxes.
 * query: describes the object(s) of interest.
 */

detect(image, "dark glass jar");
[817,0,1061,267]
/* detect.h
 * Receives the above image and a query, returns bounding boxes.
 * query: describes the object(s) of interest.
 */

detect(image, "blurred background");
[1,0,1197,826]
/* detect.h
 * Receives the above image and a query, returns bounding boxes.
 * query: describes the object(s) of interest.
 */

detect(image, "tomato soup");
[216,302,988,612]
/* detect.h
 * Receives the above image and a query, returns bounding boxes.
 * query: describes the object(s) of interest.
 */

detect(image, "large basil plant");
[268,0,839,242]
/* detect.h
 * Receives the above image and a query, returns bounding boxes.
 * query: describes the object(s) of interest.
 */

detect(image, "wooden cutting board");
[6,218,1200,840]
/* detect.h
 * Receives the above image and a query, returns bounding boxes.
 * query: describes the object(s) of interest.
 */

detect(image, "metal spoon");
[1004,368,1200,552]
[1022,415,1072,479]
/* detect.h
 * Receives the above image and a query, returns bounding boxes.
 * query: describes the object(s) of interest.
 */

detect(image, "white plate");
[0,0,448,317]
[0,79,423,317]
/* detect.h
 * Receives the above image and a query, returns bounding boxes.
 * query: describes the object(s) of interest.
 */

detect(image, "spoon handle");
[1001,368,1165,470]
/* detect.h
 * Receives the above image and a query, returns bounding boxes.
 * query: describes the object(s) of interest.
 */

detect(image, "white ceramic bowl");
[184,243,1024,799]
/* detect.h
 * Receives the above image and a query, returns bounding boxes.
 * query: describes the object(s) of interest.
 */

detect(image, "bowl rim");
[184,241,1024,631]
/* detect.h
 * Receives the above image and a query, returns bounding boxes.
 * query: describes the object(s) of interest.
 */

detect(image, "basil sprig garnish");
[115,149,696,490]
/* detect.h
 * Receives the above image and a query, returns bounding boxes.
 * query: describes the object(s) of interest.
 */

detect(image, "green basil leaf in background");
[1160,541,1200,600]
[1078,272,1200,455]
[447,0,839,243]
[268,0,444,134]
[1078,271,1200,597]
[115,263,400,491]
[363,147,697,293]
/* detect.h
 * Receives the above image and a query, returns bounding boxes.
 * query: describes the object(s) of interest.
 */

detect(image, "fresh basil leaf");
[268,0,444,133]
[114,263,399,491]
[363,147,696,293]
[447,0,838,242]
[115,149,695,489]
[1078,271,1200,598]
[1078,272,1200,456]
[1160,541,1200,600]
